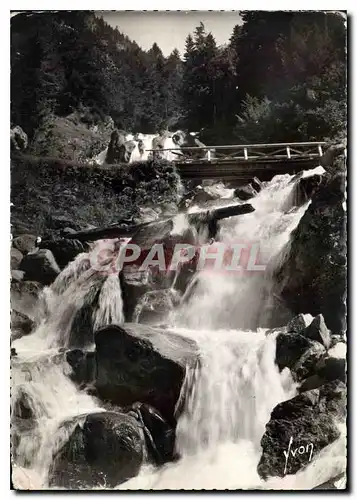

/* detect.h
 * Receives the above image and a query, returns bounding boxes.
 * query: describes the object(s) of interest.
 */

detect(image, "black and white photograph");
[9,9,347,491]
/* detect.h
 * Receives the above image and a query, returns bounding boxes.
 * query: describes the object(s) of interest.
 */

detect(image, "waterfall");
[12,167,345,490]
[11,239,125,487]
[175,173,310,330]
[118,168,345,490]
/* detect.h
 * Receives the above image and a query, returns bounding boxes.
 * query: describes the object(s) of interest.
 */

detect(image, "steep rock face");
[95,324,197,423]
[258,381,346,479]
[275,165,346,334]
[49,412,144,489]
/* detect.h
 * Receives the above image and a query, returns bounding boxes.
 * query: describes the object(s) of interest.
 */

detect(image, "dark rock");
[130,402,176,465]
[11,248,23,270]
[12,234,37,255]
[287,314,312,334]
[251,177,263,193]
[39,237,89,268]
[275,332,318,372]
[95,324,197,423]
[11,270,25,282]
[275,170,346,334]
[234,183,258,201]
[49,412,144,489]
[293,341,327,381]
[316,356,346,383]
[12,388,35,420]
[299,374,326,392]
[258,381,346,479]
[11,309,35,340]
[11,348,17,357]
[20,249,60,285]
[302,314,331,349]
[66,349,96,386]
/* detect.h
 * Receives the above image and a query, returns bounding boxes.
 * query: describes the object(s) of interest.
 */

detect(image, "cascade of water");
[11,239,125,487]
[12,167,345,490]
[175,174,310,330]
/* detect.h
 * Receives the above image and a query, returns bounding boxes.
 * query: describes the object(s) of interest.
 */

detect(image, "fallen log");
[65,203,254,243]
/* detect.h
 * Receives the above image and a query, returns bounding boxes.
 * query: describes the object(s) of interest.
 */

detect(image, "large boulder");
[39,237,89,269]
[10,280,43,320]
[275,168,346,334]
[234,183,258,201]
[95,324,197,423]
[20,249,60,285]
[49,412,144,489]
[275,330,326,381]
[258,381,346,479]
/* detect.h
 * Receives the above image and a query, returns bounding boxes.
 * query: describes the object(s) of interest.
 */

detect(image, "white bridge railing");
[145,141,326,163]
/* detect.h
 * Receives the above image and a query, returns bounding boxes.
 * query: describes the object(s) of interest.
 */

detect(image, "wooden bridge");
[147,142,326,182]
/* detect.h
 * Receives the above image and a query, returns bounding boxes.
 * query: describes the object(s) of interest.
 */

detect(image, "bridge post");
[244,147,248,160]
[318,145,323,156]
[207,149,211,161]
[286,146,291,159]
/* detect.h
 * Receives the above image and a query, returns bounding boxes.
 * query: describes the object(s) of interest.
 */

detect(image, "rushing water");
[11,167,346,490]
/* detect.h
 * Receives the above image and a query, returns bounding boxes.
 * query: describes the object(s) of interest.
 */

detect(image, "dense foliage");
[11,10,346,144]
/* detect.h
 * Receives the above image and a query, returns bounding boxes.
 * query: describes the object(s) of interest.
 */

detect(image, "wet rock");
[11,309,35,340]
[251,176,263,193]
[12,388,35,420]
[275,328,327,382]
[20,249,60,285]
[66,349,96,386]
[234,183,258,201]
[258,381,346,479]
[293,341,327,381]
[49,411,144,489]
[130,402,176,465]
[11,248,23,270]
[12,234,38,255]
[275,170,346,333]
[287,313,313,334]
[95,324,197,423]
[301,314,331,349]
